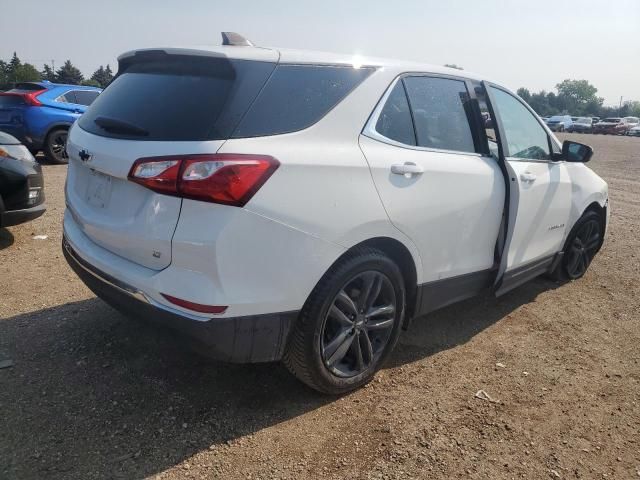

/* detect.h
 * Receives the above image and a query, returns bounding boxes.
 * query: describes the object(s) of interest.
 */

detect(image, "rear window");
[0,95,26,107]
[78,55,276,141]
[231,65,373,138]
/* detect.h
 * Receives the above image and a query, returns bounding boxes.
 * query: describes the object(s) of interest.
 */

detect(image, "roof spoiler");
[221,32,254,47]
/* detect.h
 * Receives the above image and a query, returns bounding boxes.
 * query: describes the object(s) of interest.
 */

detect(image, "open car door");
[482,82,572,296]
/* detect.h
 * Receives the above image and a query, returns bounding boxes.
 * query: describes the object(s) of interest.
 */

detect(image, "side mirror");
[561,140,593,163]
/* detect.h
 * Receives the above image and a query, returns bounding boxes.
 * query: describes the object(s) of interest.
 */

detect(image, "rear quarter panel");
[218,66,424,284]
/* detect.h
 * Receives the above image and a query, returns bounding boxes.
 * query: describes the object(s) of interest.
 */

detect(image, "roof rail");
[221,32,254,47]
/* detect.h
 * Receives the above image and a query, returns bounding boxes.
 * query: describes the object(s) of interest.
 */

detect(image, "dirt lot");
[1,133,639,479]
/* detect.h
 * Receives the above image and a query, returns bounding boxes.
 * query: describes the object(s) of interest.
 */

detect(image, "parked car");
[545,115,573,132]
[567,117,594,133]
[62,34,609,394]
[593,118,627,135]
[0,132,45,227]
[627,124,640,137]
[0,81,102,164]
[591,116,600,124]
[622,116,639,130]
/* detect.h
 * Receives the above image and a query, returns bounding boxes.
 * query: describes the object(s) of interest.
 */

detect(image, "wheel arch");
[44,121,73,140]
[331,236,420,323]
[583,200,607,251]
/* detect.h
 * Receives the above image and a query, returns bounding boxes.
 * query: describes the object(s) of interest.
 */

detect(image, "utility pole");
[51,59,55,72]
[619,96,623,114]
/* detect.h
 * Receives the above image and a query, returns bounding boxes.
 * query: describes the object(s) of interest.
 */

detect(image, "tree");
[555,79,603,115]
[41,64,56,82]
[517,88,531,103]
[55,60,84,85]
[81,79,101,87]
[0,60,8,87]
[8,52,21,75]
[444,64,463,70]
[13,63,41,83]
[90,64,113,88]
[528,90,552,116]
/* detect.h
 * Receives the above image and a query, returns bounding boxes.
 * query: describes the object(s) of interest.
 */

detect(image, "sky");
[3,0,639,105]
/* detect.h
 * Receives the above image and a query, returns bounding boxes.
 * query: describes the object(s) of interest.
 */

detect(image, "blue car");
[0,81,102,164]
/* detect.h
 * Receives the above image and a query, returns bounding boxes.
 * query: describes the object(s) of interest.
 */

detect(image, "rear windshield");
[78,55,277,141]
[603,118,620,123]
[0,95,26,107]
[79,55,373,141]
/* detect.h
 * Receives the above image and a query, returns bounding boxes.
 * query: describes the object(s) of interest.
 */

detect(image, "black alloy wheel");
[565,216,601,279]
[45,128,69,164]
[320,271,396,378]
[283,247,405,394]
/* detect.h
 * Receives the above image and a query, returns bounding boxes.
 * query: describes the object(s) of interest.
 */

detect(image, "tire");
[44,128,69,164]
[550,211,602,281]
[283,247,405,394]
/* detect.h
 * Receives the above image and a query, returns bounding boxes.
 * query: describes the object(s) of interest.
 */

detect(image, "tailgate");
[66,126,223,270]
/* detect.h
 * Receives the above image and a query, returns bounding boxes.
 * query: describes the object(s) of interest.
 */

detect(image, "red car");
[593,118,627,135]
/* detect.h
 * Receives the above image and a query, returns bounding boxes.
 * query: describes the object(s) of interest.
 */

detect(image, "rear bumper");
[0,203,46,227]
[62,236,297,363]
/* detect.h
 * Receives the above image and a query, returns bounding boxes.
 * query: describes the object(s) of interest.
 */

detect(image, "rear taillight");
[128,154,279,207]
[0,89,46,106]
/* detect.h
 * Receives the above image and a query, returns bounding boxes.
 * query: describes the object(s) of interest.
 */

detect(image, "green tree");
[90,64,113,88]
[444,64,463,70]
[41,64,56,82]
[528,90,553,116]
[626,101,640,117]
[517,88,531,103]
[8,52,21,75]
[81,79,101,87]
[0,60,8,88]
[55,60,84,85]
[555,79,603,115]
[14,63,41,83]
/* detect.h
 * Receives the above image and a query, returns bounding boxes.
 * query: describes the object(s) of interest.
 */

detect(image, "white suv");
[63,33,608,394]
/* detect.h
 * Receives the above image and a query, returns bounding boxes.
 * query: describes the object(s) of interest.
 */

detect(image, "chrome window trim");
[362,74,483,158]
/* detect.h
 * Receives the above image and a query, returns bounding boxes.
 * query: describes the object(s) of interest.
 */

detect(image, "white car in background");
[63,33,609,394]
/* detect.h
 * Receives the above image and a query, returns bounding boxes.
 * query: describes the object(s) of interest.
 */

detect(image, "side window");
[232,65,373,138]
[374,81,416,146]
[403,76,476,153]
[489,87,550,160]
[58,91,77,104]
[74,90,100,106]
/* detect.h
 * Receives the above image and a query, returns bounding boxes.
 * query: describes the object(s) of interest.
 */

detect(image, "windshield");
[603,118,621,123]
[576,117,592,124]
[548,116,564,122]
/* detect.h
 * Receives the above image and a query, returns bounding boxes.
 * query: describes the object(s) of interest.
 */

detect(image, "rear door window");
[374,81,416,146]
[59,91,77,104]
[78,55,276,141]
[232,65,373,138]
[403,76,476,153]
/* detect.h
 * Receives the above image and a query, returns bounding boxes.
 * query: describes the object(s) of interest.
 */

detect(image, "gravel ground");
[1,133,639,479]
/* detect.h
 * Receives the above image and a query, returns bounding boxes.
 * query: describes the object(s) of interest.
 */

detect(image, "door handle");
[391,162,424,176]
[520,172,537,183]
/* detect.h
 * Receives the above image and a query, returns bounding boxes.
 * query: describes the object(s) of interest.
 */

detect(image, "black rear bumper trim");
[0,203,46,227]
[62,235,297,363]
